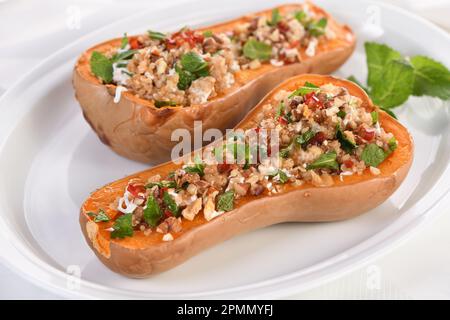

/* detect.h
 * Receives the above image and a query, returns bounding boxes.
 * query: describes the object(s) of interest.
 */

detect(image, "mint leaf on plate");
[365,42,402,88]
[370,59,414,108]
[410,55,450,100]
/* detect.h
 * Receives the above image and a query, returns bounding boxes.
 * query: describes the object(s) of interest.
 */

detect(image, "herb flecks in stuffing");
[103,82,397,240]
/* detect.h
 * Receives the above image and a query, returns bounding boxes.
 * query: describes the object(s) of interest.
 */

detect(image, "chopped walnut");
[156,216,182,234]
[203,190,222,221]
[182,198,202,221]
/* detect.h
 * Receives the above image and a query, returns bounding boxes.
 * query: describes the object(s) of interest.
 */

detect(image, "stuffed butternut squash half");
[73,2,355,164]
[80,74,413,278]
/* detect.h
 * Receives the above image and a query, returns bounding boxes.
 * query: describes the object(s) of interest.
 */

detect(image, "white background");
[0,0,449,299]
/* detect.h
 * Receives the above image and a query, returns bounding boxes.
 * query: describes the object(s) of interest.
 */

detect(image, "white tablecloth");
[0,0,449,299]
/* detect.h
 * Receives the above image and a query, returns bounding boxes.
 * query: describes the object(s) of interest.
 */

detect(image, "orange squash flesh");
[73,3,356,164]
[80,75,414,278]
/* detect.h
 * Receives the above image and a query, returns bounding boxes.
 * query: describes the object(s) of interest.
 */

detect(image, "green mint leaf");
[387,137,398,153]
[121,33,129,49]
[268,8,282,26]
[279,147,291,159]
[365,42,402,88]
[336,124,356,153]
[177,52,210,89]
[243,39,272,61]
[90,51,113,83]
[143,195,162,227]
[163,191,180,217]
[111,214,133,239]
[275,101,285,120]
[307,18,327,37]
[295,130,315,147]
[410,55,450,100]
[276,170,289,184]
[148,30,166,40]
[154,100,178,108]
[371,111,379,124]
[87,209,110,223]
[180,52,209,73]
[94,209,110,222]
[217,190,235,212]
[184,163,205,176]
[294,10,308,25]
[112,49,138,62]
[176,65,195,90]
[203,30,213,37]
[370,59,414,108]
[337,110,346,119]
[289,81,320,97]
[361,143,386,167]
[306,151,339,170]
[146,180,177,189]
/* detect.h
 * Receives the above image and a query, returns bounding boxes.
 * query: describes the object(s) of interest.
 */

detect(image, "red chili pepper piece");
[304,92,324,109]
[129,38,141,50]
[310,132,326,145]
[344,160,354,168]
[164,210,172,219]
[127,184,146,198]
[277,21,290,33]
[278,117,288,125]
[217,163,231,174]
[358,126,375,141]
[167,29,203,49]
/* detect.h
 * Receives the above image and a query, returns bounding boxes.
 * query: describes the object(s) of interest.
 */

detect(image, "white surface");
[0,0,449,299]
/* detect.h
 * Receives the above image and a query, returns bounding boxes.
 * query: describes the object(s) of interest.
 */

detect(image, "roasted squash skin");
[80,74,414,278]
[73,3,356,164]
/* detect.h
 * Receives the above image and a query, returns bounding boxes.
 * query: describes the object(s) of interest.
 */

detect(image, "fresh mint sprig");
[348,42,450,118]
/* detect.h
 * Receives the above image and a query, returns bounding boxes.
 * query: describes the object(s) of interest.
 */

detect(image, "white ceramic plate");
[0,0,449,299]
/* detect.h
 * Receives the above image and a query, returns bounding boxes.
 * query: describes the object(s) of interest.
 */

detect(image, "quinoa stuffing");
[91,82,398,240]
[89,4,334,106]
